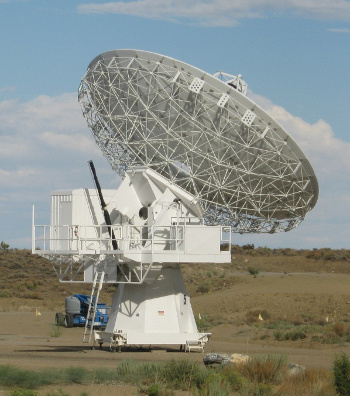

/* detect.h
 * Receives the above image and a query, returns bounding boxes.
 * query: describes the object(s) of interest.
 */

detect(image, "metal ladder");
[83,264,106,343]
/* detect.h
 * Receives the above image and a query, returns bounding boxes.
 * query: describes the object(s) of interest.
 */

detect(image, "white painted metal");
[32,49,319,350]
[33,168,231,283]
[213,72,248,95]
[33,167,230,348]
[94,265,209,348]
[78,49,318,234]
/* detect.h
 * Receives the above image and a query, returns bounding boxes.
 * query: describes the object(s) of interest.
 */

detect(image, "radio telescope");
[32,49,318,351]
[79,49,318,234]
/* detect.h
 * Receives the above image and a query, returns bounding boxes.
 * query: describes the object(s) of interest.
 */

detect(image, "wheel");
[65,313,74,328]
[55,312,65,326]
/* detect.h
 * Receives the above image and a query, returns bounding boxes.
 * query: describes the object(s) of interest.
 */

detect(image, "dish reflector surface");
[79,49,318,233]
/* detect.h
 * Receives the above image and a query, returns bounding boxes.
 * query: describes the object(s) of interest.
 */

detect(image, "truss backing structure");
[42,252,155,284]
[78,49,318,234]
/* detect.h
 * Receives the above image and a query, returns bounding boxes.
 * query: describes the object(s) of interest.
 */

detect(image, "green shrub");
[221,368,247,391]
[334,353,350,395]
[284,330,306,341]
[321,331,342,344]
[0,365,44,389]
[197,283,210,294]
[247,267,259,277]
[252,383,273,395]
[64,366,88,384]
[220,243,230,251]
[25,281,37,290]
[114,360,162,384]
[334,322,345,337]
[161,359,207,390]
[196,314,211,332]
[9,390,38,396]
[197,373,232,396]
[245,309,270,325]
[93,367,118,384]
[22,292,43,300]
[45,390,70,396]
[236,355,287,385]
[274,331,283,341]
[267,320,294,330]
[146,383,160,396]
[0,241,9,251]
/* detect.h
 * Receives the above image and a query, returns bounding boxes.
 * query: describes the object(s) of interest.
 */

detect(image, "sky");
[0,0,350,250]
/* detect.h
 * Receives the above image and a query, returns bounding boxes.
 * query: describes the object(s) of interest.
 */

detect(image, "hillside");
[1,245,350,320]
[0,248,117,311]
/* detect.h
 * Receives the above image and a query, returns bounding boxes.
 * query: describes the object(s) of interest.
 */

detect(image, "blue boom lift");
[55,294,108,328]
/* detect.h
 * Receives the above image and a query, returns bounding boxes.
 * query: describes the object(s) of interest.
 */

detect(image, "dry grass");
[276,368,337,396]
[2,247,350,351]
[235,354,288,385]
[0,249,116,311]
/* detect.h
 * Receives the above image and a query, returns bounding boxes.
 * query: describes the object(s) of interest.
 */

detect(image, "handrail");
[33,223,231,254]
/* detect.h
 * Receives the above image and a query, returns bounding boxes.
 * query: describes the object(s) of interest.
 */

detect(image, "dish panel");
[79,49,318,233]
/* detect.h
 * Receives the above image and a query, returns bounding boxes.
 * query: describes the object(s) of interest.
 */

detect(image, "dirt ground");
[1,271,350,394]
[1,272,350,368]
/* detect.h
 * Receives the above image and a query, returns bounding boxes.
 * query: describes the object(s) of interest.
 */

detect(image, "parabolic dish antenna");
[32,49,319,352]
[78,49,318,234]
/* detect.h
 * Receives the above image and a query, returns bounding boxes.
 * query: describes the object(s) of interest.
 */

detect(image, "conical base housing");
[97,265,209,347]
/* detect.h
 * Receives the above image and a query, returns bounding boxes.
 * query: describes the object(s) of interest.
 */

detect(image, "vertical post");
[32,205,35,253]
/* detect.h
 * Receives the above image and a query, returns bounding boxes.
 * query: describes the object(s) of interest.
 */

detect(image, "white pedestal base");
[94,265,210,350]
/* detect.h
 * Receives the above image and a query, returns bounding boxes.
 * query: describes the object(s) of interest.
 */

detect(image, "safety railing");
[32,223,231,255]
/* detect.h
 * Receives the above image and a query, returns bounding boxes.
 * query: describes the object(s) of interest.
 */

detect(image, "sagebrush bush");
[161,359,207,390]
[0,365,45,389]
[247,266,259,277]
[284,330,306,341]
[334,322,345,337]
[9,390,38,396]
[221,367,247,391]
[114,360,162,384]
[245,309,270,324]
[197,283,210,294]
[277,367,336,396]
[334,353,350,395]
[64,366,88,384]
[236,355,288,385]
[196,314,211,331]
[196,373,232,396]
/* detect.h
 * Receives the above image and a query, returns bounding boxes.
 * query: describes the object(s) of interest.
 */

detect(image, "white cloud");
[249,91,350,178]
[247,90,350,248]
[0,94,84,133]
[329,28,350,33]
[0,93,108,194]
[0,85,16,93]
[0,168,36,185]
[0,94,100,161]
[40,131,98,153]
[0,92,116,248]
[78,0,350,26]
[1,90,349,248]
